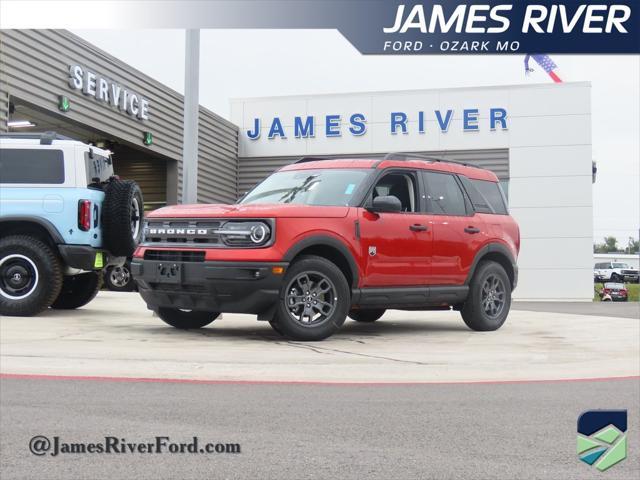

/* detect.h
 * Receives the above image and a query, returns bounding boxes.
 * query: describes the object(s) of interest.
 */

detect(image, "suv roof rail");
[294,156,336,164]
[0,131,74,145]
[382,151,479,169]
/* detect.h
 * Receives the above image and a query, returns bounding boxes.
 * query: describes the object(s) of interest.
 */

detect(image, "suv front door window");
[359,170,433,287]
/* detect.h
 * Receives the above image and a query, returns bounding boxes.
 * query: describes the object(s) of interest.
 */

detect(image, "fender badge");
[368,246,377,257]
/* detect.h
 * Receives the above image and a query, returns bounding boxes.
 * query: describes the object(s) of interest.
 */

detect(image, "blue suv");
[0,132,143,316]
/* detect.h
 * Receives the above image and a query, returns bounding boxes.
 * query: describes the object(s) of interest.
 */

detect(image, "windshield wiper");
[279,175,320,203]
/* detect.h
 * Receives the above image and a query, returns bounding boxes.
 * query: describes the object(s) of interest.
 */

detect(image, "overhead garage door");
[112,155,167,211]
[238,149,509,195]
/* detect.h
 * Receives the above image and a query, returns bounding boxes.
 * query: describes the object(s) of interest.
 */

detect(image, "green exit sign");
[143,131,153,146]
[58,95,70,112]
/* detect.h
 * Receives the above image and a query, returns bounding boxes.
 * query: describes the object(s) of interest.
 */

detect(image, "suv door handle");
[464,226,481,234]
[410,224,428,232]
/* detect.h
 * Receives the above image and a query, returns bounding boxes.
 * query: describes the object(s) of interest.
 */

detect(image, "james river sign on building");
[246,108,508,140]
[68,64,150,121]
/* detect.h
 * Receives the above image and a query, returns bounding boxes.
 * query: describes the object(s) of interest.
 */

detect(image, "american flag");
[524,54,563,83]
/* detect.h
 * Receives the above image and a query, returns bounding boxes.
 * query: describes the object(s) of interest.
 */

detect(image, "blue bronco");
[0,132,144,316]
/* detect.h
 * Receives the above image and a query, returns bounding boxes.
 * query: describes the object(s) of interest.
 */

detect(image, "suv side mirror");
[369,195,402,213]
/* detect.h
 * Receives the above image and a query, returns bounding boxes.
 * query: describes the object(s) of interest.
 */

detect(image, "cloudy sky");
[73,29,639,244]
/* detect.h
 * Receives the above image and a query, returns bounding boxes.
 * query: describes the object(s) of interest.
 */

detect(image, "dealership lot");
[1,292,638,383]
[2,292,638,480]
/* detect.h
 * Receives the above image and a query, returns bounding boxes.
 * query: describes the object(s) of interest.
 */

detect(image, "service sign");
[68,64,150,121]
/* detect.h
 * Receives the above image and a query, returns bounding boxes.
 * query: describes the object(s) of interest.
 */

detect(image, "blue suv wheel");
[0,235,63,316]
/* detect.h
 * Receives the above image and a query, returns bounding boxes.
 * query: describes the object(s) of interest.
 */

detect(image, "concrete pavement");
[1,376,638,480]
[513,301,639,319]
[1,292,638,383]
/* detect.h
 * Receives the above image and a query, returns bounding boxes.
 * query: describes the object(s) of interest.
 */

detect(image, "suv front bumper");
[131,260,288,314]
[58,245,125,271]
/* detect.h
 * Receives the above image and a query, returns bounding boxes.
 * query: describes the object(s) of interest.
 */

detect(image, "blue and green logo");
[577,410,627,471]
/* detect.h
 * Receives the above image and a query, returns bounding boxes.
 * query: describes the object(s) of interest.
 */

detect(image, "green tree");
[594,236,620,253]
[604,236,618,252]
[626,237,640,254]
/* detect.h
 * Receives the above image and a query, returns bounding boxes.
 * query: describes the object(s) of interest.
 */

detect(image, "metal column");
[181,29,200,204]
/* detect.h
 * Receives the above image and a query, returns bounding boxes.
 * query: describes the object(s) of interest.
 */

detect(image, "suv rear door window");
[0,149,64,184]
[422,171,467,215]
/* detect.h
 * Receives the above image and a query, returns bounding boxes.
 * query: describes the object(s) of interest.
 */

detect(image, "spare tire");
[102,179,144,256]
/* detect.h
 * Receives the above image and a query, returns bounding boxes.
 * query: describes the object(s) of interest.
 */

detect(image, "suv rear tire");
[461,260,511,331]
[0,235,63,316]
[348,309,386,322]
[51,272,102,310]
[156,308,220,329]
[271,255,350,341]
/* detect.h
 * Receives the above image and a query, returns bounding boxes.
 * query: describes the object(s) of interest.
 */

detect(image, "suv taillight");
[78,200,92,231]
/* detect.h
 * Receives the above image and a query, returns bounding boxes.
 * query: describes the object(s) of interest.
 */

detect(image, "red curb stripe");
[1,373,638,386]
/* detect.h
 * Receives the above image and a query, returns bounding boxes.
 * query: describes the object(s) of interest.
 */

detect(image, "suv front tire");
[271,255,350,341]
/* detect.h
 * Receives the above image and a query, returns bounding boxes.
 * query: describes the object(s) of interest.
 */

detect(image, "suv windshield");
[241,169,370,206]
[612,263,629,268]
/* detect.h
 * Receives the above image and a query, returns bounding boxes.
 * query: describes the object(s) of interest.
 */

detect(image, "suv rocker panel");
[352,286,468,308]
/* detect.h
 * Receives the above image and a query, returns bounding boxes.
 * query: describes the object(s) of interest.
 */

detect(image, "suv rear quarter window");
[459,176,508,215]
[0,148,65,184]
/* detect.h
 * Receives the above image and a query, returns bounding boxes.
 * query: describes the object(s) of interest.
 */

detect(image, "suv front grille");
[143,250,205,262]
[143,220,223,246]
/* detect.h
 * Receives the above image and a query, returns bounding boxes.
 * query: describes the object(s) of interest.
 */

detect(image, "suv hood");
[148,203,351,219]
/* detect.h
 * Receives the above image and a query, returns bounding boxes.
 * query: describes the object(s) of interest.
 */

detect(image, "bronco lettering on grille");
[148,228,208,235]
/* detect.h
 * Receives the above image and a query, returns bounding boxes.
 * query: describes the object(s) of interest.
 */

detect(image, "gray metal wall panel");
[194,108,238,204]
[0,29,239,204]
[0,85,8,133]
[238,149,509,194]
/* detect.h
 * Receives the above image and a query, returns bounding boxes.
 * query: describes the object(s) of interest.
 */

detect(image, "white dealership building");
[232,82,593,301]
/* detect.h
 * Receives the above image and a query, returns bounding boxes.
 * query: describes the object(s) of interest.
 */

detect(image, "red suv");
[132,154,519,341]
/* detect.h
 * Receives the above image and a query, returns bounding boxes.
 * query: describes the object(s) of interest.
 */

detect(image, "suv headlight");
[218,221,272,247]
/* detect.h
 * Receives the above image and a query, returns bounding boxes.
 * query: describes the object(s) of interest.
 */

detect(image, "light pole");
[181,29,200,204]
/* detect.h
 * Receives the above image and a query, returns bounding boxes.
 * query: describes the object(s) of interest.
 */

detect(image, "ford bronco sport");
[133,154,519,341]
[0,132,143,316]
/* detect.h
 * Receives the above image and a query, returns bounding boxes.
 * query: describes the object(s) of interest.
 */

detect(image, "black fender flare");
[465,242,518,289]
[0,216,65,244]
[283,234,360,287]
